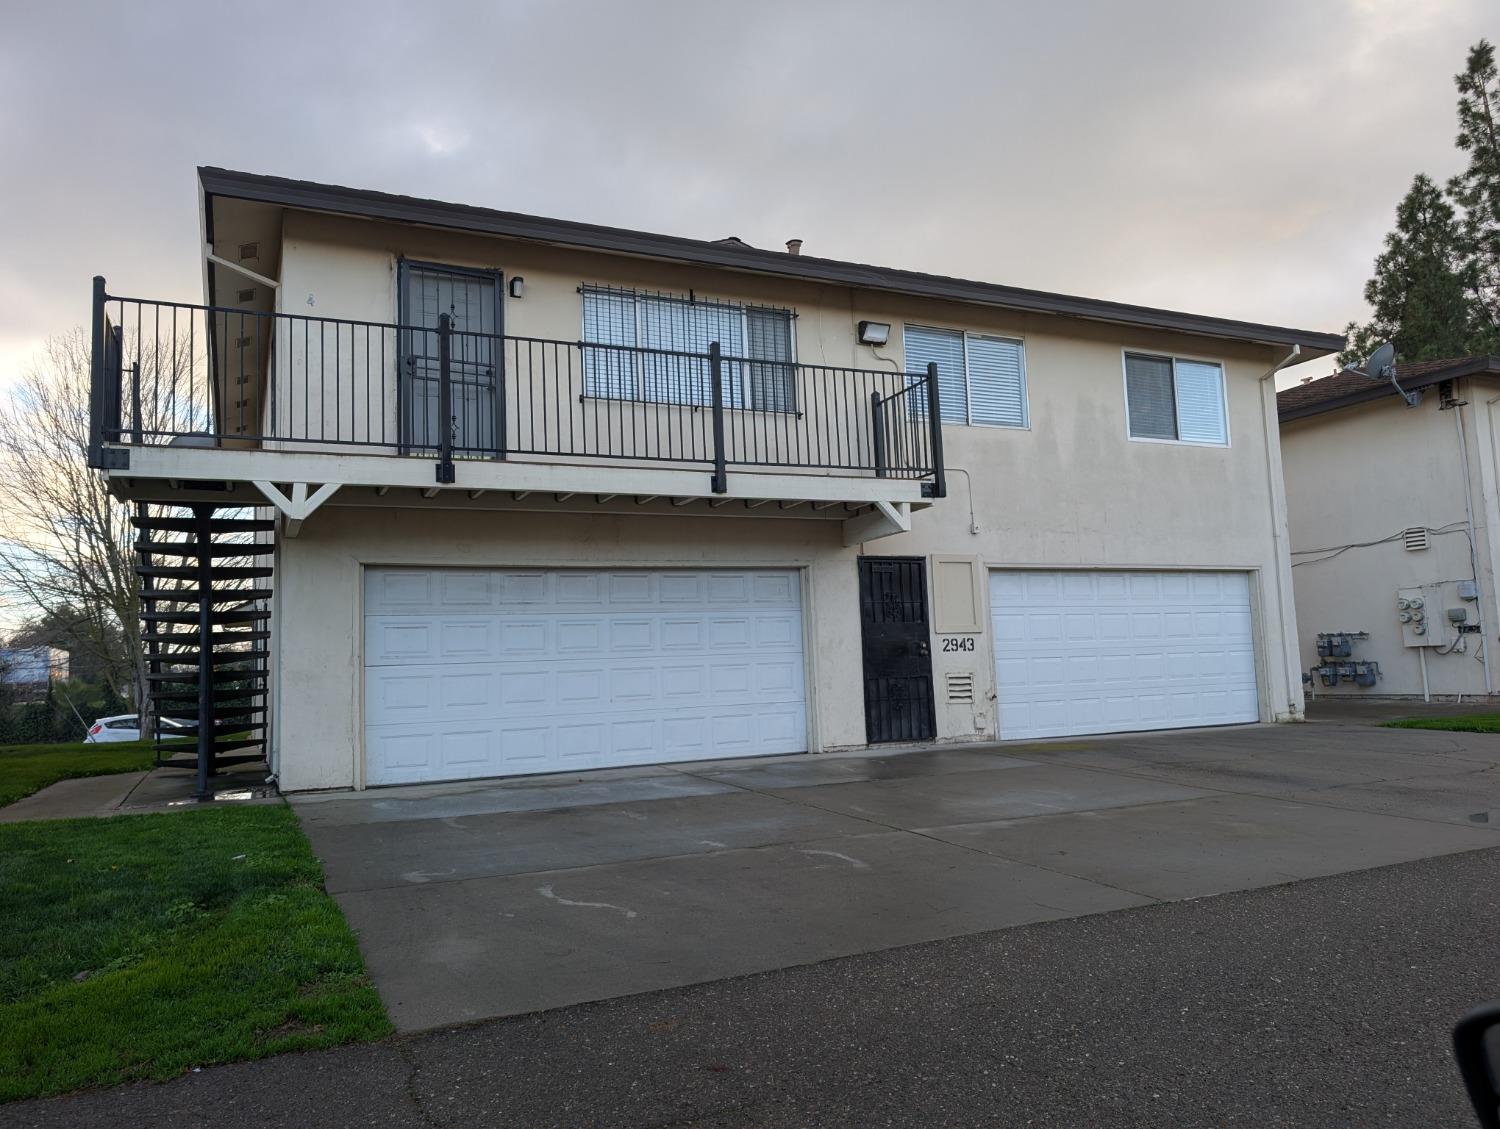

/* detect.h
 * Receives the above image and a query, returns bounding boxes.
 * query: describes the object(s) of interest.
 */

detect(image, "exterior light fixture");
[857,320,891,346]
[509,276,525,299]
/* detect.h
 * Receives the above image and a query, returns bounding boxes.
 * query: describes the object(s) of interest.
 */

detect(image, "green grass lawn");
[0,804,390,1102]
[0,740,163,808]
[1383,713,1500,733]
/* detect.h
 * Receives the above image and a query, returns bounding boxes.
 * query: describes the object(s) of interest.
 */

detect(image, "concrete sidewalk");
[291,717,1500,1031]
[0,760,277,823]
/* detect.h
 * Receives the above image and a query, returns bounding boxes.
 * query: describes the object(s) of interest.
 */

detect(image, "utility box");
[1396,586,1447,648]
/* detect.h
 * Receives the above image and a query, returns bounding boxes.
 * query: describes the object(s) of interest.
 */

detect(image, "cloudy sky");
[0,0,1491,386]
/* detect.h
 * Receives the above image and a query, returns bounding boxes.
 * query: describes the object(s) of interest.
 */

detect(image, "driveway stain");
[538,884,639,919]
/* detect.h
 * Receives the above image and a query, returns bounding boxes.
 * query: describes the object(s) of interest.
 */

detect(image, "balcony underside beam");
[103,445,926,511]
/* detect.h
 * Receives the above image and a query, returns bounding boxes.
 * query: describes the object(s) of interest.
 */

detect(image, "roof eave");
[198,166,1345,355]
[1278,356,1500,422]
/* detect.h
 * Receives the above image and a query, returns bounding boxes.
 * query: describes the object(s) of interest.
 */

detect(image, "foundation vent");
[1403,527,1430,552]
[945,671,975,704]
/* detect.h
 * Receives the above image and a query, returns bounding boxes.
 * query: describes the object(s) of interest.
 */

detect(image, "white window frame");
[904,324,1030,429]
[580,285,798,412]
[1120,349,1230,448]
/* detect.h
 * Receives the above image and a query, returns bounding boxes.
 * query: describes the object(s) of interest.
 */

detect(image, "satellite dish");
[1343,341,1418,407]
[1364,342,1396,381]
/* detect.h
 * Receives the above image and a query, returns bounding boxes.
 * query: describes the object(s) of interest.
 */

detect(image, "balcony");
[88,281,945,540]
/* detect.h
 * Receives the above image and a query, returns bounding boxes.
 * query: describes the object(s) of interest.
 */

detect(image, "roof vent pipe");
[786,239,803,256]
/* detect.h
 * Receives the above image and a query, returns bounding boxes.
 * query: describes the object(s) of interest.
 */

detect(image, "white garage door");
[364,568,807,785]
[991,570,1259,740]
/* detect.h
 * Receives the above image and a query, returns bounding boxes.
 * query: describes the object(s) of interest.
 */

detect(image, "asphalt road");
[9,844,1499,1129]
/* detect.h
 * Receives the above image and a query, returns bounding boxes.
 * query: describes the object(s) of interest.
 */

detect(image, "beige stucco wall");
[267,211,1308,791]
[1281,381,1500,699]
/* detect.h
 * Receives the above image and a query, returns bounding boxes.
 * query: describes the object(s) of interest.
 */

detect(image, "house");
[86,167,1343,794]
[1279,356,1500,700]
[0,647,69,697]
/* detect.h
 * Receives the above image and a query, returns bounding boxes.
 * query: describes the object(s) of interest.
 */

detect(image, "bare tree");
[0,330,148,715]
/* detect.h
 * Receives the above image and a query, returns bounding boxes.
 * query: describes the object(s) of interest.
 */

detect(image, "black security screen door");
[858,557,936,743]
[399,261,503,456]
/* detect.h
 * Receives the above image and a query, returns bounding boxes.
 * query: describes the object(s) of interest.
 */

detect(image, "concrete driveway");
[291,715,1500,1031]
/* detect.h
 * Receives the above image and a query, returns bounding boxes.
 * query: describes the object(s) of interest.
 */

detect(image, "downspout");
[1454,390,1494,694]
[1260,344,1302,720]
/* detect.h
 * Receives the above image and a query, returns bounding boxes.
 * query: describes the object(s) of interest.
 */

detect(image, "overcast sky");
[0,0,1491,387]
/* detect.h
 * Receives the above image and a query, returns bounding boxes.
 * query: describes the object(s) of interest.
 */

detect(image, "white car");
[84,714,191,743]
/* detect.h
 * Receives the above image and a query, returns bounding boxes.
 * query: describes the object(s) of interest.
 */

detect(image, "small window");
[1124,352,1228,445]
[904,325,1027,427]
[581,287,795,411]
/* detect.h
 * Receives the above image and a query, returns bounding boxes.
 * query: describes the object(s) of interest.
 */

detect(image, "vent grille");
[237,287,256,303]
[1403,527,1430,552]
[945,671,975,704]
[238,242,259,260]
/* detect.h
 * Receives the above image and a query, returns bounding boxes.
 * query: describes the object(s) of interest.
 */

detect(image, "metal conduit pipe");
[1453,393,1493,694]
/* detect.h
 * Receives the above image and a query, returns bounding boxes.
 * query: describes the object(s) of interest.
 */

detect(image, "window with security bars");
[581,287,796,411]
[1124,352,1228,444]
[902,325,1028,427]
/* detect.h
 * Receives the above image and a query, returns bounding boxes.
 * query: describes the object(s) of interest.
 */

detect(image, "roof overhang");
[198,166,1345,357]
[1278,356,1500,423]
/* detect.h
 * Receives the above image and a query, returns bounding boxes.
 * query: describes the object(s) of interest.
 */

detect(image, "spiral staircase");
[133,504,274,799]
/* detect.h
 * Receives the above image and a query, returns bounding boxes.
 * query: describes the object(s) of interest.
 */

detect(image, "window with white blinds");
[903,325,1028,428]
[1124,352,1227,445]
[581,287,795,411]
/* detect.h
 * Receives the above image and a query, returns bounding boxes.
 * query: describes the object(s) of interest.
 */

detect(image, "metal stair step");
[135,541,275,559]
[155,749,266,770]
[142,629,271,646]
[152,694,266,710]
[141,608,270,624]
[138,588,274,604]
[137,565,274,581]
[132,516,277,534]
[147,669,270,685]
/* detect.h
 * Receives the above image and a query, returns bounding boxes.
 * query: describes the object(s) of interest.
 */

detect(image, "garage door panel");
[366,621,433,662]
[366,570,433,611]
[993,569,1257,740]
[610,667,657,703]
[440,572,492,606]
[499,573,547,604]
[364,568,807,784]
[661,619,704,648]
[555,621,602,652]
[368,730,433,777]
[497,725,550,768]
[441,672,491,709]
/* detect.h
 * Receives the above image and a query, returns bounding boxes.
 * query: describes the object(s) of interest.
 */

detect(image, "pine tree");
[1339,174,1478,365]
[1448,39,1500,348]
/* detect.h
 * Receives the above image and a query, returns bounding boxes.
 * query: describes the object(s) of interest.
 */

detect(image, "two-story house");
[87,168,1342,794]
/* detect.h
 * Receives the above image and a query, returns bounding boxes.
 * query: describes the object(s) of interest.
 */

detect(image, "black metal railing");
[87,279,946,496]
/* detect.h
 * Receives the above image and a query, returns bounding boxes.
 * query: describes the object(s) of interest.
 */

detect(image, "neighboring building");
[86,167,1342,793]
[0,646,69,695]
[1279,356,1500,700]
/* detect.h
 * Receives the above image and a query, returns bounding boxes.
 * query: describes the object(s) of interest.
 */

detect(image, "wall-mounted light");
[509,276,525,299]
[857,320,891,347]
